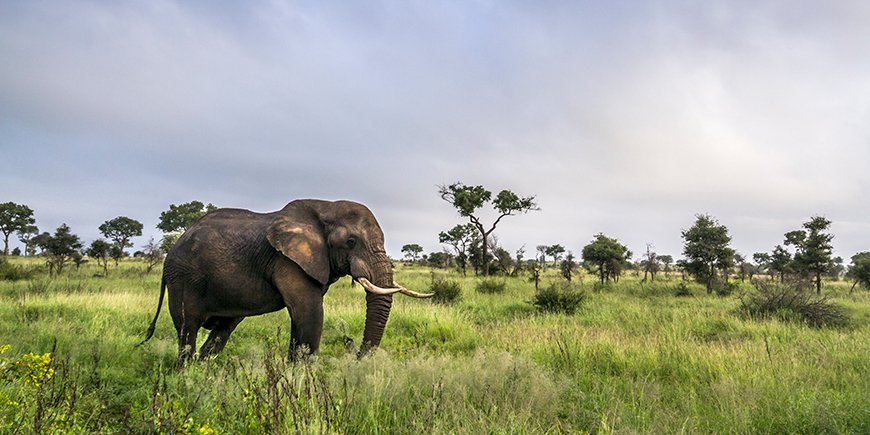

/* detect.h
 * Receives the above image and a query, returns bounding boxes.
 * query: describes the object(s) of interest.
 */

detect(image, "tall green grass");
[0,259,867,433]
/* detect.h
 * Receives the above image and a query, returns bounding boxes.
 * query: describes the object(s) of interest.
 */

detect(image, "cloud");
[1,1,868,260]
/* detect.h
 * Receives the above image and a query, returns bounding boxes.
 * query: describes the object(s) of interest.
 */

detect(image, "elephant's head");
[266,199,430,356]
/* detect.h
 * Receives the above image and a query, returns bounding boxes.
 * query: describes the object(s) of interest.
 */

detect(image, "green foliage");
[438,223,475,275]
[86,239,112,273]
[681,214,735,294]
[0,202,35,256]
[0,257,37,281]
[98,216,143,254]
[36,224,83,275]
[581,233,631,284]
[0,258,867,433]
[739,280,851,328]
[400,243,423,262]
[560,252,577,281]
[848,251,870,290]
[475,278,506,294]
[673,281,693,297]
[784,216,834,294]
[544,244,566,263]
[439,182,537,276]
[716,281,740,297]
[157,201,217,233]
[429,276,462,304]
[532,282,586,314]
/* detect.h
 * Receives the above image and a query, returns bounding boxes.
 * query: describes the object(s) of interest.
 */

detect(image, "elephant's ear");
[267,211,330,285]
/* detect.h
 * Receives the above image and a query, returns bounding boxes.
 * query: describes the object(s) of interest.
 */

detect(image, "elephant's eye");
[346,238,356,249]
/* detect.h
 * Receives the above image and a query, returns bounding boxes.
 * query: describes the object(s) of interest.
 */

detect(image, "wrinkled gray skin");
[140,199,395,365]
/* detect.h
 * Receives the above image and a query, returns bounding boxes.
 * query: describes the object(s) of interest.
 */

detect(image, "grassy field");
[1,257,868,433]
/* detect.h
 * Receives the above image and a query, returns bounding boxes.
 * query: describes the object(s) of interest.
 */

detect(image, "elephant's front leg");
[286,293,324,359]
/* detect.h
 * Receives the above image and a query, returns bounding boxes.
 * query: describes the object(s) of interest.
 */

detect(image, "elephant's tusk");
[355,277,402,295]
[394,281,434,298]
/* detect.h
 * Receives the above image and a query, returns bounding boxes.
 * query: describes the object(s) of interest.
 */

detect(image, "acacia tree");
[681,214,735,294]
[157,201,217,252]
[659,254,673,278]
[767,245,792,281]
[401,244,423,263]
[17,225,39,256]
[785,216,834,294]
[560,252,577,282]
[847,252,870,292]
[37,224,83,275]
[582,233,631,284]
[0,202,35,256]
[545,244,566,264]
[99,216,143,260]
[641,244,659,283]
[438,183,538,276]
[142,237,165,274]
[439,223,476,276]
[86,239,112,275]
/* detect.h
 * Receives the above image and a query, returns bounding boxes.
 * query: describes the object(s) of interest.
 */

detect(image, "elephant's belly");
[203,282,286,317]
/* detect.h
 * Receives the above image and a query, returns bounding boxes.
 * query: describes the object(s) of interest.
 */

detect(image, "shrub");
[0,257,36,281]
[476,278,506,294]
[739,280,850,328]
[429,277,462,304]
[532,282,586,314]
[716,281,740,297]
[673,281,693,297]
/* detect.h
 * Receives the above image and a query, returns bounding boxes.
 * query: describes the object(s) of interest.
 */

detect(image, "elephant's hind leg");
[199,317,244,359]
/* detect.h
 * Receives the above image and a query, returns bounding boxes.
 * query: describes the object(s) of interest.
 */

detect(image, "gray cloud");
[1,1,868,261]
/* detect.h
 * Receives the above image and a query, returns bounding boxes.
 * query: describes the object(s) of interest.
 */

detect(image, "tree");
[0,202,35,256]
[847,252,870,292]
[659,254,673,278]
[439,223,476,276]
[10,247,21,256]
[784,216,834,294]
[752,252,771,276]
[582,233,631,284]
[99,216,143,258]
[86,239,112,275]
[735,253,754,282]
[828,257,845,280]
[401,244,423,263]
[17,225,39,256]
[142,237,165,274]
[439,182,538,276]
[640,244,659,282]
[768,245,792,281]
[536,245,548,268]
[681,214,735,294]
[426,251,453,269]
[545,244,566,264]
[560,252,577,282]
[37,224,83,275]
[157,201,218,233]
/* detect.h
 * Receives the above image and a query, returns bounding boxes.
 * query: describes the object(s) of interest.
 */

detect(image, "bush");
[532,282,586,314]
[739,280,850,328]
[0,257,36,281]
[673,281,693,297]
[716,281,740,297]
[476,278,506,294]
[429,278,462,304]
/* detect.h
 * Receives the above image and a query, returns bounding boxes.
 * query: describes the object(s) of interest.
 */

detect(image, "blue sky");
[2,1,869,261]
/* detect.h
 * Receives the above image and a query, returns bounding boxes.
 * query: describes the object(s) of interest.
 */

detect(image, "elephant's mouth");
[354,277,433,298]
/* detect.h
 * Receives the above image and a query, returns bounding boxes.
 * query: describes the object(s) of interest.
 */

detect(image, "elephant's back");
[165,208,277,279]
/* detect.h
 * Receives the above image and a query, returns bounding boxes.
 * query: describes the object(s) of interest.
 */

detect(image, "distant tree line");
[0,200,216,276]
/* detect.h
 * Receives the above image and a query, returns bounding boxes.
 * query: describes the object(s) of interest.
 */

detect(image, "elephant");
[138,199,431,365]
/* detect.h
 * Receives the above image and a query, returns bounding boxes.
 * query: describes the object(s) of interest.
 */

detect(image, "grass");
[0,258,868,433]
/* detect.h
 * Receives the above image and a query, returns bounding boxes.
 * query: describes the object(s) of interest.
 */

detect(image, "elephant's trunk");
[359,257,394,357]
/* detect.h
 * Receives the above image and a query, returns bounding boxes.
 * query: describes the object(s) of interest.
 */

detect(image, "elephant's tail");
[137,275,167,347]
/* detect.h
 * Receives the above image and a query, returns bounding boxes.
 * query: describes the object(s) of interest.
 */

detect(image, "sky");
[2,1,869,262]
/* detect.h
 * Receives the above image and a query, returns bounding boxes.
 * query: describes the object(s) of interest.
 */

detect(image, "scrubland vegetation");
[1,258,867,433]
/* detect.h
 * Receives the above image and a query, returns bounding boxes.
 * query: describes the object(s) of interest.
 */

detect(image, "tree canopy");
[157,201,218,233]
[37,224,83,275]
[784,216,834,294]
[439,182,538,276]
[401,244,423,262]
[99,216,143,255]
[582,233,631,284]
[847,252,870,292]
[439,223,476,276]
[0,202,35,256]
[681,214,735,294]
